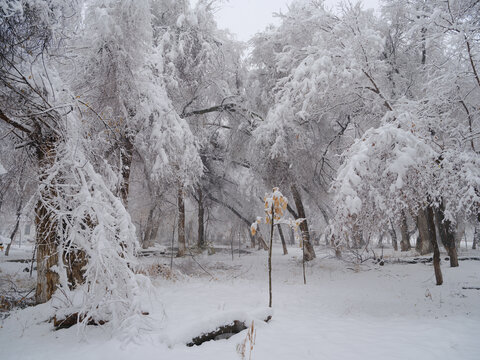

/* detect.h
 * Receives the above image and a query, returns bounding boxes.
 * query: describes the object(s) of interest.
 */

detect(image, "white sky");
[213,0,380,42]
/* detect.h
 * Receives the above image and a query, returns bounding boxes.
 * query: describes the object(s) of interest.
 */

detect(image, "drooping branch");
[459,99,476,152]
[208,195,252,227]
[286,203,299,219]
[362,69,394,112]
[466,38,480,88]
[181,102,263,123]
[0,109,32,134]
[209,195,269,250]
[314,115,351,187]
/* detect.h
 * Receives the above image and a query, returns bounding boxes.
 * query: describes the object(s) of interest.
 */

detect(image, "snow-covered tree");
[0,1,155,327]
[331,0,480,273]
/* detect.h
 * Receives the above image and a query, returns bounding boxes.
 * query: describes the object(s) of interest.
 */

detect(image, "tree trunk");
[197,188,205,249]
[257,234,269,250]
[352,222,365,248]
[277,224,288,255]
[389,220,398,251]
[416,208,433,255]
[426,206,443,285]
[142,206,155,249]
[289,228,295,245]
[473,218,479,250]
[119,137,134,206]
[249,232,256,248]
[378,233,384,247]
[63,249,87,289]
[330,235,341,259]
[268,205,274,307]
[208,195,265,250]
[400,211,411,251]
[148,214,161,247]
[177,186,186,257]
[434,202,459,268]
[454,221,465,250]
[5,199,22,256]
[35,140,60,304]
[290,184,315,261]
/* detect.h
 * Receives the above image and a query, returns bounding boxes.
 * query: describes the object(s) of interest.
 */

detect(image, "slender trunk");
[149,215,161,247]
[352,222,364,248]
[290,184,315,261]
[170,214,176,271]
[5,200,22,256]
[434,202,459,268]
[249,232,256,248]
[302,236,306,285]
[257,234,269,250]
[389,220,398,251]
[277,224,288,255]
[197,188,205,249]
[329,234,341,258]
[208,195,264,250]
[378,233,384,247]
[119,137,134,207]
[289,228,295,245]
[142,207,155,249]
[473,217,479,250]
[426,206,443,285]
[421,27,427,66]
[268,205,274,308]
[416,208,433,255]
[400,211,411,251]
[230,227,234,261]
[177,186,186,257]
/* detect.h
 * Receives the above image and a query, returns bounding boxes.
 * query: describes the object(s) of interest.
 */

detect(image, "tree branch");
[0,109,32,134]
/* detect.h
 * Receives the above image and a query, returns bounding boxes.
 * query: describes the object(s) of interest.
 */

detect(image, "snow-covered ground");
[1,244,479,360]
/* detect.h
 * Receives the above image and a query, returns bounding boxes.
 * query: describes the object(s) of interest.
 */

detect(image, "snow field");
[0,246,479,359]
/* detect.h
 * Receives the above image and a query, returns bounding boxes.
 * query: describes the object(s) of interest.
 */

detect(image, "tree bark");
[177,186,186,257]
[416,208,433,255]
[473,218,479,250]
[277,224,288,255]
[290,184,315,261]
[148,214,161,248]
[400,211,411,251]
[434,202,459,268]
[35,139,60,304]
[352,222,365,248]
[330,235,342,259]
[118,137,134,206]
[197,188,205,249]
[389,220,398,251]
[289,227,295,245]
[142,206,155,249]
[257,234,269,251]
[249,232,256,248]
[63,249,87,289]
[426,206,443,285]
[268,205,274,307]
[5,199,22,256]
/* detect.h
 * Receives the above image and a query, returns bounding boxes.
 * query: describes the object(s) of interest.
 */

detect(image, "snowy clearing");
[1,245,479,360]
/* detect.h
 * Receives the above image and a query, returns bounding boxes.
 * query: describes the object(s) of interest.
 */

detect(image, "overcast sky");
[213,0,380,42]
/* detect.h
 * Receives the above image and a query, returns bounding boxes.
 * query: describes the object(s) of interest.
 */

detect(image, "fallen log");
[383,256,480,265]
[187,315,272,347]
[53,313,106,330]
[459,257,480,261]
[383,257,433,265]
[53,311,149,330]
